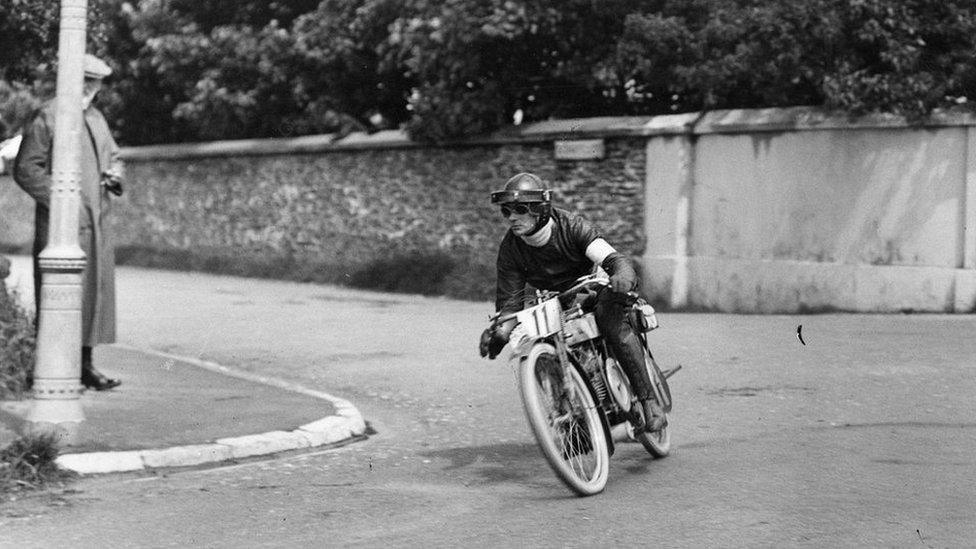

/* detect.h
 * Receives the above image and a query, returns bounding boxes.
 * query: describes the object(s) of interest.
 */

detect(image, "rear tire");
[518,343,610,496]
[635,352,672,458]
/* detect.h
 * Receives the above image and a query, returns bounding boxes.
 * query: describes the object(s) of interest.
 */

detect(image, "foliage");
[94,1,306,143]
[0,0,121,138]
[382,0,637,142]
[821,0,976,119]
[0,281,35,399]
[0,80,41,140]
[291,0,411,135]
[0,0,55,139]
[609,0,976,120]
[0,0,59,85]
[610,1,830,113]
[6,1,976,143]
[0,431,75,497]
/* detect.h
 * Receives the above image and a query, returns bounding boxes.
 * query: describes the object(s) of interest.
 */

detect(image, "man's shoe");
[641,399,666,432]
[81,367,121,391]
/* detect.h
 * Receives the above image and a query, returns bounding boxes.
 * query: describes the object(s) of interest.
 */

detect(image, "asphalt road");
[2,260,975,547]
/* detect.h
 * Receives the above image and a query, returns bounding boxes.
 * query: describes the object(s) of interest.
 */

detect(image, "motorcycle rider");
[479,172,665,432]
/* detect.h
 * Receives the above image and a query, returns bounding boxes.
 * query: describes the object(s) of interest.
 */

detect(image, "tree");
[14,0,976,145]
[382,0,637,142]
[609,0,976,120]
[105,0,401,143]
[0,0,59,84]
[823,0,976,119]
[0,0,121,139]
[290,0,411,135]
[101,0,309,143]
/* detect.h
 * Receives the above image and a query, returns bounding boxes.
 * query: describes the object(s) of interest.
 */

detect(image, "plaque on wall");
[554,139,605,160]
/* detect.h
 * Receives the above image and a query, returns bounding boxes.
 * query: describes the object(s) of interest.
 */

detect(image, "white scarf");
[519,218,554,247]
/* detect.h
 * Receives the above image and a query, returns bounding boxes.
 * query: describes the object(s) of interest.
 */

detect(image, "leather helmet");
[490,172,552,205]
[490,172,553,235]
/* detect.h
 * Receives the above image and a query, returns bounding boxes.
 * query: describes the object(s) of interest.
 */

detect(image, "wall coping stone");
[695,106,976,134]
[121,133,340,161]
[119,106,976,162]
[119,117,667,161]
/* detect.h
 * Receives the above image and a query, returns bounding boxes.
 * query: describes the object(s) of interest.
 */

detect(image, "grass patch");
[346,251,494,299]
[347,252,455,295]
[0,280,34,399]
[116,245,348,285]
[0,243,30,255]
[115,244,496,301]
[0,432,76,498]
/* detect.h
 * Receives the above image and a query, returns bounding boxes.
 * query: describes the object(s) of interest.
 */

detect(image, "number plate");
[516,298,562,338]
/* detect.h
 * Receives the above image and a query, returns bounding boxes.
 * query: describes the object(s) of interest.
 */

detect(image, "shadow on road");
[420,442,540,485]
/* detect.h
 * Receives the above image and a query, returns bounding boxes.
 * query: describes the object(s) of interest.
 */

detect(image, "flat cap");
[83,54,112,79]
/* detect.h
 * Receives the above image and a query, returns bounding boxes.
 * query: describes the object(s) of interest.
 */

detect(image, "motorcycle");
[488,274,680,496]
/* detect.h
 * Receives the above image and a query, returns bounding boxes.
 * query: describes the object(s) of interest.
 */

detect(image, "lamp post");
[25,0,89,443]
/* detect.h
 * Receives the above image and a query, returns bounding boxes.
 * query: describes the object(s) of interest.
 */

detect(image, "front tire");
[518,343,610,496]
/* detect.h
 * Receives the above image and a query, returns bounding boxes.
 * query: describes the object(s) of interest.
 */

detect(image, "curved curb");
[53,345,367,475]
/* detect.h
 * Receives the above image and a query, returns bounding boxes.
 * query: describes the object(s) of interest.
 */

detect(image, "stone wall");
[103,121,651,298]
[115,140,646,261]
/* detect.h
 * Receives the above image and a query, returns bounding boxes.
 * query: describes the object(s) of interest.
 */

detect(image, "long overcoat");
[13,102,122,346]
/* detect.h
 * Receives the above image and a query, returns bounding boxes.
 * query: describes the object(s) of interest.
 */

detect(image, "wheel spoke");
[566,419,594,478]
[535,367,599,477]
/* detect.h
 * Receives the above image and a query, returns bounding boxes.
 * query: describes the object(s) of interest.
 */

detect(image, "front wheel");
[518,343,610,496]
[635,351,672,458]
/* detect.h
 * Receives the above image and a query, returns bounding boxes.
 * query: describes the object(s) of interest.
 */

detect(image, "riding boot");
[640,398,666,432]
[608,325,662,432]
[81,346,121,391]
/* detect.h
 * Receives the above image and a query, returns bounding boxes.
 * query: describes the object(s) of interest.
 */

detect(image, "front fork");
[537,337,617,456]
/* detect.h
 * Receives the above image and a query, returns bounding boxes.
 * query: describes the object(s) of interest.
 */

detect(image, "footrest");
[661,364,682,379]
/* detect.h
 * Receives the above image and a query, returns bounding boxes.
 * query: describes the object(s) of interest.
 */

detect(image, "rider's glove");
[101,171,124,197]
[601,252,637,294]
[479,318,516,359]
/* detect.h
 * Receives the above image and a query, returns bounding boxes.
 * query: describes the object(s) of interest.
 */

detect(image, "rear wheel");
[635,351,672,458]
[518,343,610,496]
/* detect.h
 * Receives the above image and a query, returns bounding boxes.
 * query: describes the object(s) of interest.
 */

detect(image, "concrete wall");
[3,106,975,312]
[640,108,976,313]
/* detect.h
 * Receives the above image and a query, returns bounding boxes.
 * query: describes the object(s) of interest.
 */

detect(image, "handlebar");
[557,274,610,299]
[488,275,610,326]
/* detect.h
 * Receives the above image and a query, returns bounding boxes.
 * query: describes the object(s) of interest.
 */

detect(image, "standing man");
[14,53,123,391]
[479,172,665,432]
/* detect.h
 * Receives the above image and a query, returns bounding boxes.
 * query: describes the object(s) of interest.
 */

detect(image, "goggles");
[490,188,551,204]
[500,202,543,217]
